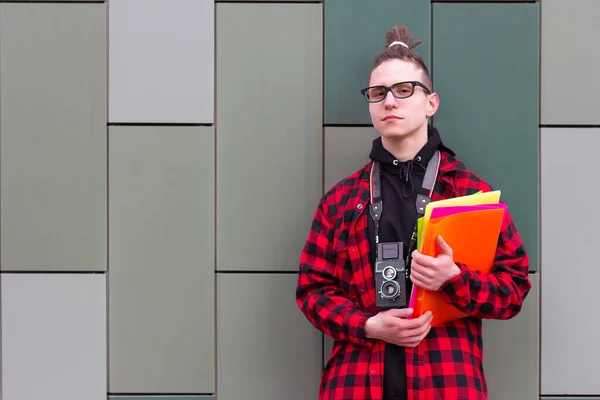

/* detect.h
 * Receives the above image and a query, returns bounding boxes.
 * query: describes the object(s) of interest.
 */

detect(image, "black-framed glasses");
[360,81,431,103]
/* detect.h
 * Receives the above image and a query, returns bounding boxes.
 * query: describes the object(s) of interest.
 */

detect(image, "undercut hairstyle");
[371,25,432,90]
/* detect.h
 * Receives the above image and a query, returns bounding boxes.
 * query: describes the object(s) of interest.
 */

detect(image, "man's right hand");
[364,308,432,348]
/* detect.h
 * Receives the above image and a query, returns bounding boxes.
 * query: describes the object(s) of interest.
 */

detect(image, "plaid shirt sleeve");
[296,199,375,347]
[438,172,532,320]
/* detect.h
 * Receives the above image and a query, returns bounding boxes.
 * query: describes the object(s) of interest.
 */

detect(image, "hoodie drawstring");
[398,161,425,198]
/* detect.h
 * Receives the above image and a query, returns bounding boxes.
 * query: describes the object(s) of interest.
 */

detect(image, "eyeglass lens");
[364,82,416,102]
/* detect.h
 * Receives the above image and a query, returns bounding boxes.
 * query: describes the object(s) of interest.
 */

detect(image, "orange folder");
[411,207,505,326]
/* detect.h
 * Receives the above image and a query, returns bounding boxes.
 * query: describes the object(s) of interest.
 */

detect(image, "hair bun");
[384,25,422,50]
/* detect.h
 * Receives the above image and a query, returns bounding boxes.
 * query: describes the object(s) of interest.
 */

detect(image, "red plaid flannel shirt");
[296,150,531,400]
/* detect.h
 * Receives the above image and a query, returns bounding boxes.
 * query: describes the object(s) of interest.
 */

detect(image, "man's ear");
[426,92,440,118]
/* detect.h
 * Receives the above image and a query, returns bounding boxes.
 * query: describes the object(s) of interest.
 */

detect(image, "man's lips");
[382,115,402,121]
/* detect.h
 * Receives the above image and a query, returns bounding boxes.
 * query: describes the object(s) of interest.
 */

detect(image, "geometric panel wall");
[432,2,540,271]
[0,3,107,272]
[108,0,214,124]
[1,274,107,400]
[108,126,215,394]
[324,0,431,125]
[216,3,323,272]
[540,128,600,396]
[3,0,595,398]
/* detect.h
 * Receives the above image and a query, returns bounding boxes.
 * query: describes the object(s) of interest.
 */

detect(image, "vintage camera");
[374,242,407,309]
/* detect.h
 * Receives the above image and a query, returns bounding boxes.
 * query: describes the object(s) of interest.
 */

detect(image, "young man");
[295,26,531,400]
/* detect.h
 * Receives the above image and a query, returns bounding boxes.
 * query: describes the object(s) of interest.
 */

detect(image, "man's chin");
[380,130,412,140]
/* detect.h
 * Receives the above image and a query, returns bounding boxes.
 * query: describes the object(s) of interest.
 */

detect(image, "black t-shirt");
[367,125,451,400]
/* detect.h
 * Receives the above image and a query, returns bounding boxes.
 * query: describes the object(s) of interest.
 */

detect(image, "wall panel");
[541,0,600,124]
[324,0,430,125]
[540,128,600,395]
[109,397,214,400]
[323,127,379,192]
[108,0,214,123]
[217,273,322,400]
[1,274,106,400]
[0,3,107,272]
[435,0,527,2]
[483,274,539,400]
[432,2,539,271]
[216,3,322,272]
[108,126,215,393]
[218,0,315,2]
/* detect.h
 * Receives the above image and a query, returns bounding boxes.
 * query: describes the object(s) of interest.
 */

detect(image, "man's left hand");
[410,235,461,292]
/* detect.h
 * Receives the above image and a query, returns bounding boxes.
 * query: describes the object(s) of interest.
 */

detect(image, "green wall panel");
[432,3,539,271]
[324,0,430,125]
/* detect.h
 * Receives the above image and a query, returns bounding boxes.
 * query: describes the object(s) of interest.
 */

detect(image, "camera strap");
[369,150,441,269]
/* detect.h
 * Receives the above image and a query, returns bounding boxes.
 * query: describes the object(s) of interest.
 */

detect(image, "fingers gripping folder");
[408,190,506,326]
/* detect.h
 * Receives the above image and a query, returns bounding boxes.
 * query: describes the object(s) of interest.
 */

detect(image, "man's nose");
[383,90,397,107]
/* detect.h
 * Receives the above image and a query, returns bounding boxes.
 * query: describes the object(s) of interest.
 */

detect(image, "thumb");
[386,307,414,318]
[436,235,453,256]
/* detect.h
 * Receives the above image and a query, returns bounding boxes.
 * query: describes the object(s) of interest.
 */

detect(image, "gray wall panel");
[109,397,214,400]
[323,127,379,192]
[1,274,106,400]
[108,0,214,123]
[541,128,600,395]
[216,4,322,271]
[108,126,215,393]
[483,274,539,400]
[217,273,322,400]
[541,0,600,124]
[0,3,107,272]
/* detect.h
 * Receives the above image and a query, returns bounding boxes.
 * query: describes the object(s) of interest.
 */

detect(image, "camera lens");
[380,281,400,299]
[382,266,397,280]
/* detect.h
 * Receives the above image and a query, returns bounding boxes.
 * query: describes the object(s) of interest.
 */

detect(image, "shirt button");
[371,370,377,374]
[357,203,363,210]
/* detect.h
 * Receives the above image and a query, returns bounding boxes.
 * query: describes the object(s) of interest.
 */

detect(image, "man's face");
[367,59,437,141]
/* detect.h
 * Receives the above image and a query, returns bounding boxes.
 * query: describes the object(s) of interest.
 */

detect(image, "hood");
[368,125,452,198]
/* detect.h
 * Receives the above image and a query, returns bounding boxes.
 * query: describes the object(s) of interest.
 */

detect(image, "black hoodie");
[367,125,455,400]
